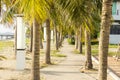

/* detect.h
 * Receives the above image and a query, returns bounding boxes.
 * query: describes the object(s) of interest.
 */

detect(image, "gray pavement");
[41,39,114,80]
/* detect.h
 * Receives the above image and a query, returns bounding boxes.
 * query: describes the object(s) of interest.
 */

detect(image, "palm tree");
[55,26,59,50]
[30,25,33,52]
[75,30,79,49]
[45,19,51,64]
[20,1,47,80]
[46,0,63,51]
[79,27,82,54]
[44,0,60,63]
[98,0,113,80]
[85,29,93,69]
[32,19,40,80]
[40,25,43,49]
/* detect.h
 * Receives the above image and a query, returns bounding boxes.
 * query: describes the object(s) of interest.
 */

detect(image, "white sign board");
[17,17,25,49]
[16,16,26,70]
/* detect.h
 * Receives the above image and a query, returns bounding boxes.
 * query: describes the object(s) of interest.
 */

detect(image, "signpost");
[16,15,26,70]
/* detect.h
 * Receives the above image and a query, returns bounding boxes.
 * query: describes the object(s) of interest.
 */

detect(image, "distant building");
[0,32,14,40]
[109,0,120,44]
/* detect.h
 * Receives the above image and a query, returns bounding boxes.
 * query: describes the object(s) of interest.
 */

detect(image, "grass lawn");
[0,39,66,69]
[0,40,14,51]
[0,38,31,52]
[73,44,118,57]
[91,44,117,56]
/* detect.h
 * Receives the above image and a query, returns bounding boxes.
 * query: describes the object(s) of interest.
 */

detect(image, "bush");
[67,38,75,45]
[91,39,99,45]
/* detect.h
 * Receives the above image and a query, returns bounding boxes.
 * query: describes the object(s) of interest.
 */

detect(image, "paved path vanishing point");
[41,39,114,80]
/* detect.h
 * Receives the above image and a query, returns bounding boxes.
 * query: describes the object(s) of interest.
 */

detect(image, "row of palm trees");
[0,0,113,80]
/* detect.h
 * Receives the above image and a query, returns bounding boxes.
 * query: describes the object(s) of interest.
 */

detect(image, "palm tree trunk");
[55,27,59,50]
[40,26,43,49]
[58,32,60,48]
[30,25,33,52]
[79,27,82,53]
[79,41,82,53]
[45,19,51,64]
[98,0,112,80]
[75,32,78,49]
[85,29,93,69]
[59,32,63,47]
[31,19,40,80]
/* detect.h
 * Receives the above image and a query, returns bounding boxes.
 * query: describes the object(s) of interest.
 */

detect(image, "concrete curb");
[92,56,120,80]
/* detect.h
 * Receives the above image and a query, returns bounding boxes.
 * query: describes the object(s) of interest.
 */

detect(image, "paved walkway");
[41,40,114,80]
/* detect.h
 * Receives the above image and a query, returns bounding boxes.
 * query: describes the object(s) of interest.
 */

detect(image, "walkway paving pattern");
[41,40,114,80]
